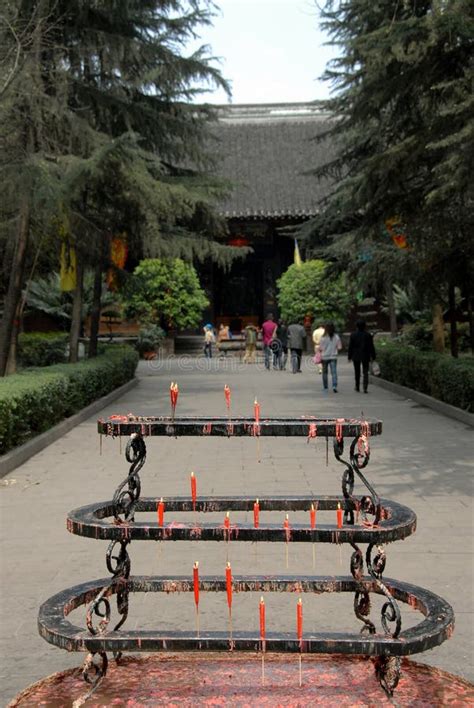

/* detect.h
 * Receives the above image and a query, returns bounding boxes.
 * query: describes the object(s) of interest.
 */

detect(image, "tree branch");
[0,14,23,98]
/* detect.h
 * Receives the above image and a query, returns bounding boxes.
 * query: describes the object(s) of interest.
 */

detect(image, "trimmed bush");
[377,342,474,412]
[18,332,69,367]
[0,345,138,454]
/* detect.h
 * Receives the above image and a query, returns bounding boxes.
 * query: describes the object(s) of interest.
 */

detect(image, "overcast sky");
[192,0,337,105]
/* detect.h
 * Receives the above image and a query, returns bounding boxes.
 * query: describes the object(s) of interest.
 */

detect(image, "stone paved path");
[1,356,473,704]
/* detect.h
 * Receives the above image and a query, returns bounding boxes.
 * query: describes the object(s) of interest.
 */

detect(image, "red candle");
[337,502,343,529]
[157,497,164,527]
[224,384,231,409]
[170,382,179,409]
[297,597,303,642]
[254,398,260,423]
[226,562,233,610]
[190,472,197,510]
[283,513,290,541]
[254,499,260,528]
[259,596,266,641]
[224,511,230,530]
[193,561,200,608]
[310,503,316,530]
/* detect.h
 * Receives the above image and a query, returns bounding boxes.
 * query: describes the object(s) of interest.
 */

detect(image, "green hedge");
[0,345,138,454]
[377,343,474,412]
[18,332,69,367]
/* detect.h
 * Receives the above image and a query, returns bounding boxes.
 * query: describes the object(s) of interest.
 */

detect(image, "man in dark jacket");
[348,320,376,393]
[287,320,306,373]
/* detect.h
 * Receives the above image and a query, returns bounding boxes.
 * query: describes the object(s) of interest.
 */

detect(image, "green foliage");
[0,1,235,370]
[398,323,436,352]
[377,342,474,412]
[398,319,471,354]
[123,258,208,330]
[303,0,474,308]
[276,260,352,327]
[380,284,432,325]
[25,271,119,325]
[17,332,69,367]
[59,1,229,252]
[0,346,138,454]
[136,324,166,356]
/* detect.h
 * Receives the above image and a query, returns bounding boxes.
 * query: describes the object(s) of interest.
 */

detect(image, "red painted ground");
[9,654,474,707]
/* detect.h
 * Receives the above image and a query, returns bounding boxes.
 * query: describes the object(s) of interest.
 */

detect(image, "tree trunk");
[68,255,84,363]
[432,302,445,353]
[0,198,30,376]
[88,240,104,358]
[468,294,474,355]
[5,303,22,375]
[448,283,458,358]
[386,281,397,338]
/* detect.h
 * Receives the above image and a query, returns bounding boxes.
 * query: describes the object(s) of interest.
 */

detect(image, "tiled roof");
[210,103,334,219]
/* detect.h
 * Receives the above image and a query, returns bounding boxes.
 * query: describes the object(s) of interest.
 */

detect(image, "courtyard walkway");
[1,356,472,703]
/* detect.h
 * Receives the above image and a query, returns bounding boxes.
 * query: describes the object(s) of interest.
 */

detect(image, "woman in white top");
[318,322,342,392]
[312,323,325,374]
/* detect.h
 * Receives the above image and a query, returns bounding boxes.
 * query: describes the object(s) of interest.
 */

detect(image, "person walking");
[287,320,306,373]
[243,323,258,363]
[312,322,325,374]
[318,322,342,392]
[348,320,376,393]
[261,313,277,370]
[203,324,215,358]
[217,323,230,357]
[273,318,288,370]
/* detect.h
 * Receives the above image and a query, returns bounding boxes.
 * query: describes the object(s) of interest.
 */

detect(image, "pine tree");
[304,0,474,352]
[0,1,233,373]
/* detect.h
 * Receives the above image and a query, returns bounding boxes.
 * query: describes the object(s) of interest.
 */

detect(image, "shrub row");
[376,342,474,412]
[18,331,69,367]
[0,345,138,455]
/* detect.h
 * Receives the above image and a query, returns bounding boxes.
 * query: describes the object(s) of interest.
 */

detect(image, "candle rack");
[38,415,454,703]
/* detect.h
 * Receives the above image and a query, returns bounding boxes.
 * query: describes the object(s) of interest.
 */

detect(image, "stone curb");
[0,377,138,478]
[370,375,474,427]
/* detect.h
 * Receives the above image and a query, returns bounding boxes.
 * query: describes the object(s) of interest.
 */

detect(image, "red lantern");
[228,236,250,248]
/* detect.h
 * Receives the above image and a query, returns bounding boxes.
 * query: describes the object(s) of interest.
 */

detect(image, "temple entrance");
[198,226,294,333]
[213,255,263,331]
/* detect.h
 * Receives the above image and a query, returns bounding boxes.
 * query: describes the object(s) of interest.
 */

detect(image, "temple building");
[200,102,333,331]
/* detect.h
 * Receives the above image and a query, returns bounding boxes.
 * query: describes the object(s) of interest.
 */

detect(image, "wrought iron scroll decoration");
[80,433,147,698]
[333,438,356,525]
[366,542,402,695]
[349,436,382,524]
[113,433,147,523]
[350,542,376,636]
[335,427,401,696]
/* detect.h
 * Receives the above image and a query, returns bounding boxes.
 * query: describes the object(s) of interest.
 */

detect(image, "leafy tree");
[276,260,352,327]
[123,258,209,330]
[304,0,474,353]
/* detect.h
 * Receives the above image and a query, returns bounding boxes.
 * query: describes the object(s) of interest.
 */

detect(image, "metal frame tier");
[98,415,382,438]
[38,575,454,656]
[67,496,416,545]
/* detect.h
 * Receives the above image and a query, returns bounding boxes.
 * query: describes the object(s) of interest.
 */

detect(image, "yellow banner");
[294,238,302,267]
[60,242,77,291]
